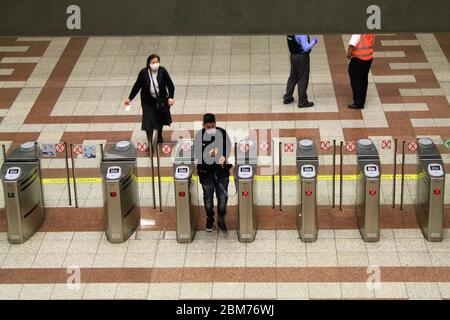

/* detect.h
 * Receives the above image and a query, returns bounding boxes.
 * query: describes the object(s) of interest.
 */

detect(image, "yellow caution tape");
[41,173,423,185]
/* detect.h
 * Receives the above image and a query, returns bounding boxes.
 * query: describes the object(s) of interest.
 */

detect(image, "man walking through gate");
[194,113,232,232]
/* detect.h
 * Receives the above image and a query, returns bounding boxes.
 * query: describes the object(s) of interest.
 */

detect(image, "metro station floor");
[0,33,450,299]
[0,229,450,299]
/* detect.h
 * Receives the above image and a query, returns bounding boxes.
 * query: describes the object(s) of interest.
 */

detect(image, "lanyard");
[148,69,159,96]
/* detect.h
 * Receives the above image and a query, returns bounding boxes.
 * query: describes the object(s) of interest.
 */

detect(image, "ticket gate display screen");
[301,165,316,178]
[5,167,21,180]
[428,163,444,177]
[175,165,190,180]
[364,164,379,178]
[106,166,122,180]
[238,165,253,179]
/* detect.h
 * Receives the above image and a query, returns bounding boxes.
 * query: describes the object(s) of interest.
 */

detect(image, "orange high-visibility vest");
[352,34,375,61]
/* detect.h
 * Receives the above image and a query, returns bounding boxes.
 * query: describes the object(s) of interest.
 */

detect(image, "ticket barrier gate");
[356,139,381,242]
[173,139,199,243]
[296,139,318,242]
[415,138,445,242]
[235,139,257,242]
[100,141,139,243]
[0,142,45,244]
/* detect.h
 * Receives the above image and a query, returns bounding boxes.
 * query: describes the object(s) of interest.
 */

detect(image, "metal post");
[279,141,282,211]
[1,144,6,161]
[150,143,156,209]
[332,139,336,208]
[392,139,397,208]
[156,143,162,212]
[69,144,78,208]
[35,142,45,207]
[271,139,275,209]
[339,141,343,211]
[64,142,72,206]
[400,140,405,211]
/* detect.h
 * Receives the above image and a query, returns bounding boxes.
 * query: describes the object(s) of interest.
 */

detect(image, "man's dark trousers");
[284,53,310,106]
[200,174,229,221]
[348,58,373,107]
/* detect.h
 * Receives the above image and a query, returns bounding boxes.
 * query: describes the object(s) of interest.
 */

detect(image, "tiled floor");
[0,229,449,299]
[0,33,449,299]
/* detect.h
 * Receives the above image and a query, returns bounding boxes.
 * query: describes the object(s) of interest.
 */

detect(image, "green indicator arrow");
[7,192,15,198]
[445,139,450,149]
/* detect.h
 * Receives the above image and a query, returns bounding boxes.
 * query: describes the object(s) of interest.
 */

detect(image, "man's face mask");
[150,62,160,71]
[204,124,216,135]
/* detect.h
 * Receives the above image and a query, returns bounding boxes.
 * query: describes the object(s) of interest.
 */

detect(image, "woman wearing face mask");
[124,54,175,147]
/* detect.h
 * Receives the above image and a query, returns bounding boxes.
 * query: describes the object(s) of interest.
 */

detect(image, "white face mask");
[149,62,160,72]
[205,128,216,135]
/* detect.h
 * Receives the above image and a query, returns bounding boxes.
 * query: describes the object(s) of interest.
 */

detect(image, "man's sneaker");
[348,103,364,109]
[205,218,214,232]
[217,218,228,233]
[283,96,294,104]
[298,101,314,108]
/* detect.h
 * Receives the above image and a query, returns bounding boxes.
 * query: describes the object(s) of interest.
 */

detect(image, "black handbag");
[149,70,169,113]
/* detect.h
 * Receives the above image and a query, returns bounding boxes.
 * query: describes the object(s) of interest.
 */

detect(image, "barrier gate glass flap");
[415,138,445,242]
[296,139,318,242]
[173,139,200,243]
[356,139,381,242]
[100,141,140,243]
[0,142,45,244]
[235,138,258,243]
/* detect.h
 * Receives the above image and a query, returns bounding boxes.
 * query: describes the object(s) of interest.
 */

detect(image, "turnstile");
[355,139,381,242]
[173,139,199,243]
[415,138,445,241]
[0,142,45,244]
[100,141,139,243]
[235,139,258,242]
[296,139,318,242]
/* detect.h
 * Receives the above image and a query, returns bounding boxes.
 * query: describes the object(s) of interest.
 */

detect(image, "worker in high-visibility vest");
[346,34,375,109]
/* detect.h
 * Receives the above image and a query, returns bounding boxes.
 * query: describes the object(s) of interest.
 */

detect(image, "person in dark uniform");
[283,35,318,108]
[194,113,232,232]
[125,54,175,147]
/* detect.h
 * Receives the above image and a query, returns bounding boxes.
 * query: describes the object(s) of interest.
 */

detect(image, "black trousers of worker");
[284,53,310,106]
[348,57,373,107]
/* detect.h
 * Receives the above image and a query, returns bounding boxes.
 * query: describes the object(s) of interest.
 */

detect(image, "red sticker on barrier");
[284,143,294,152]
[137,142,147,152]
[320,141,331,151]
[179,191,186,197]
[72,145,82,155]
[55,143,65,153]
[408,142,418,151]
[181,142,192,151]
[161,144,172,154]
[382,140,392,150]
[260,141,270,151]
[434,188,441,196]
[240,143,250,153]
[305,190,313,197]
[345,142,356,152]
[369,189,377,196]
[110,192,117,198]
[242,190,249,197]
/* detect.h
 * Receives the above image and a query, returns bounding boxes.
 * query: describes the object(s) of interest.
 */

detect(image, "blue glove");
[312,37,318,44]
